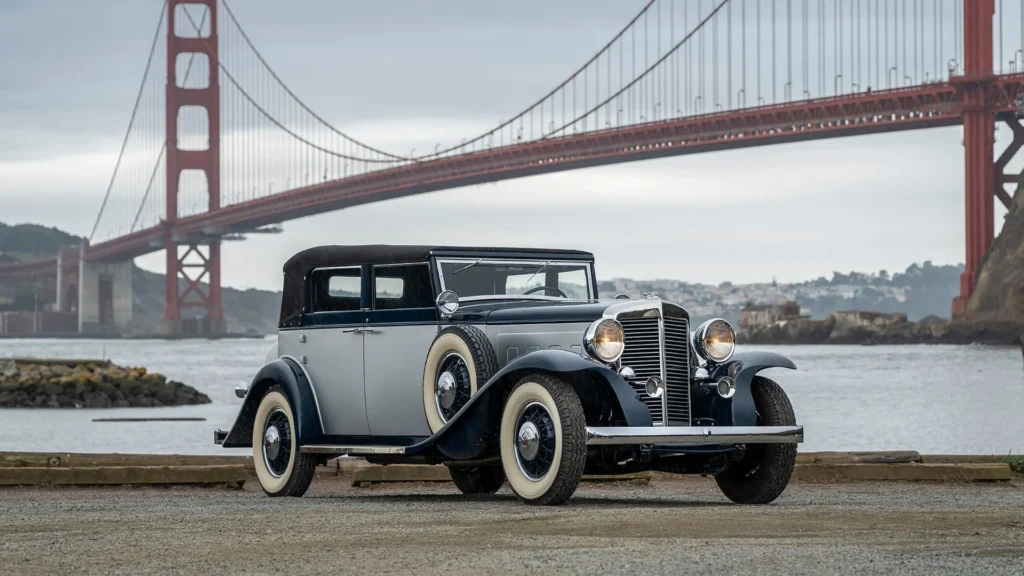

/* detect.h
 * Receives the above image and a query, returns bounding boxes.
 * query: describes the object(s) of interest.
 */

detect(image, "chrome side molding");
[300,445,408,455]
[585,426,804,446]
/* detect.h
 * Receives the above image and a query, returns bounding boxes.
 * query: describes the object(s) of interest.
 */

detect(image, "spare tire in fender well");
[221,357,323,448]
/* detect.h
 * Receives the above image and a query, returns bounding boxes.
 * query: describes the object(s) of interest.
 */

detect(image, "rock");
[967,170,1024,322]
[0,359,17,379]
[0,358,211,409]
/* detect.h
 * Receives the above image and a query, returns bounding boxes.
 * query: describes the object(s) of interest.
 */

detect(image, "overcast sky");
[0,1,1012,291]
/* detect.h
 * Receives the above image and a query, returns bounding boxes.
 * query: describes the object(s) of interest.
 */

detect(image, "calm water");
[2,338,1023,455]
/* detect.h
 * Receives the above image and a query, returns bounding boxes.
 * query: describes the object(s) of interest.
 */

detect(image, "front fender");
[415,350,651,459]
[706,351,797,426]
[221,357,323,448]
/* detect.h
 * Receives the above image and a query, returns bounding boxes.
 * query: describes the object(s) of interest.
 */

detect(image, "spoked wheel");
[715,376,797,504]
[448,464,505,494]
[499,373,586,506]
[422,326,497,433]
[252,385,318,497]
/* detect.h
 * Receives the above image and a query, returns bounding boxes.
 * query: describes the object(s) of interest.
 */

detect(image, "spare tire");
[422,325,498,433]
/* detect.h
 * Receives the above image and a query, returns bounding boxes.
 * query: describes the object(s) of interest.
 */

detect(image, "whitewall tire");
[252,386,317,497]
[499,374,586,505]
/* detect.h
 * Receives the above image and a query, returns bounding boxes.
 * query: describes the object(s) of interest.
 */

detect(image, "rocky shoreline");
[0,358,211,408]
[742,312,1024,346]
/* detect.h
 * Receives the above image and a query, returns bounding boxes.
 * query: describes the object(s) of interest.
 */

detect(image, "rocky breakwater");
[0,358,211,408]
[743,311,1024,345]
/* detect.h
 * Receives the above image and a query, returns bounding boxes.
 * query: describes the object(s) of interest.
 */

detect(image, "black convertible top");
[279,245,594,327]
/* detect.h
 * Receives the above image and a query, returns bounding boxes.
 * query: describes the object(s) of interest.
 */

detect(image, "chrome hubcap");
[262,408,291,478]
[514,401,556,481]
[434,352,471,423]
[264,426,281,461]
[517,421,540,461]
[436,371,457,410]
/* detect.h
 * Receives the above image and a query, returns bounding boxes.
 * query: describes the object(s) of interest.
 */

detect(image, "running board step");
[300,445,408,456]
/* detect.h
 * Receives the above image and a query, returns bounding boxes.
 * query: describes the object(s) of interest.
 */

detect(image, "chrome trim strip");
[657,308,669,425]
[300,445,407,455]
[280,354,325,435]
[585,426,804,446]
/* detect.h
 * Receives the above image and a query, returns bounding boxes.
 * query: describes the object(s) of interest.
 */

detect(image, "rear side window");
[309,267,362,312]
[373,264,433,310]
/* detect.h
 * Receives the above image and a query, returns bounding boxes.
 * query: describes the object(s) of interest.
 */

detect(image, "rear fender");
[421,349,651,460]
[705,351,797,427]
[221,357,324,448]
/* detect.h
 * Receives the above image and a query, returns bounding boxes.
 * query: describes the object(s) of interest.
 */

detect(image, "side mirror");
[436,290,460,318]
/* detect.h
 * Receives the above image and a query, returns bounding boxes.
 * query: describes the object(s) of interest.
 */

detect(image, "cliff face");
[967,180,1024,322]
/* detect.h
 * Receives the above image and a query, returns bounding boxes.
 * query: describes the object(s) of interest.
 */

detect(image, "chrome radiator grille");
[663,316,691,425]
[618,317,664,423]
[617,311,691,426]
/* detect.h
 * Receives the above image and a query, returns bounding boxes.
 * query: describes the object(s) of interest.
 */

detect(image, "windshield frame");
[434,258,596,302]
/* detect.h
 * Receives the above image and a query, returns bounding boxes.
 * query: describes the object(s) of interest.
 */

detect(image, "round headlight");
[584,319,625,363]
[692,318,736,364]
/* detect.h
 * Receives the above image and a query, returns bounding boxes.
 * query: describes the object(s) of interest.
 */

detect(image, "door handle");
[342,327,377,334]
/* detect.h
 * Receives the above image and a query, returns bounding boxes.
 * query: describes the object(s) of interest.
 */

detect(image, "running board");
[585,425,804,446]
[300,445,408,455]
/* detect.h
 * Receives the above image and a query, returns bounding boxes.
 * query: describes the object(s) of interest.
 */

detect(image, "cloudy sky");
[0,0,1013,291]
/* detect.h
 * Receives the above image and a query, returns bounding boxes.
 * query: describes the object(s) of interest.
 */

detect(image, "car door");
[300,266,370,436]
[363,263,437,438]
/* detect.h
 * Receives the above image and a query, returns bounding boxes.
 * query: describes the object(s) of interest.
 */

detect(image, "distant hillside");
[0,223,81,264]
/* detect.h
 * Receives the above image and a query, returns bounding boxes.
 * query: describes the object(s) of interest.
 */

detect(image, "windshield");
[437,259,593,300]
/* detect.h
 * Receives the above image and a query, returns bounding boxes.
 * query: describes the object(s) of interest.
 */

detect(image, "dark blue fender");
[705,351,797,427]
[409,349,652,459]
[221,357,323,448]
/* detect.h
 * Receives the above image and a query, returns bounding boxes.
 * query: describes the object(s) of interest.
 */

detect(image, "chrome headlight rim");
[583,318,625,364]
[692,318,736,364]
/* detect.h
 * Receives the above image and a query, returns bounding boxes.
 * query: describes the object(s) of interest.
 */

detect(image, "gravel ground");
[1,476,1022,575]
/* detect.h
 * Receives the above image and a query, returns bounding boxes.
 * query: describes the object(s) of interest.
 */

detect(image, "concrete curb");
[0,451,1015,487]
[0,465,247,487]
[794,462,1012,482]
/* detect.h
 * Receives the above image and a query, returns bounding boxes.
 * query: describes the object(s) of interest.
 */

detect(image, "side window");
[309,267,362,312]
[373,264,433,310]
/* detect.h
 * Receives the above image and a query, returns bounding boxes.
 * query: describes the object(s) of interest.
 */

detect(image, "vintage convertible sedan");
[215,245,803,505]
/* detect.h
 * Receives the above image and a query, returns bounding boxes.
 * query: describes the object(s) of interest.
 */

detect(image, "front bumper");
[585,425,803,446]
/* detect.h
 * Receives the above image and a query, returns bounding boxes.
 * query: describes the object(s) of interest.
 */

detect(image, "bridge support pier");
[162,242,225,336]
[953,0,997,317]
[78,244,133,335]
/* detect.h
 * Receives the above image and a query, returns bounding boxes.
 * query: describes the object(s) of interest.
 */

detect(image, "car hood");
[452,299,615,324]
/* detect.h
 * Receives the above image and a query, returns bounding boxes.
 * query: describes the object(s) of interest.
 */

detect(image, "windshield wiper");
[523,260,552,287]
[451,258,483,275]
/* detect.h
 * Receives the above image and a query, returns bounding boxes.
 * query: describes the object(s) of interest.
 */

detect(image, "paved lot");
[1,476,1022,575]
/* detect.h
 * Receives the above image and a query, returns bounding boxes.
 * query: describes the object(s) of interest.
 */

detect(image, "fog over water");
[2,338,1023,455]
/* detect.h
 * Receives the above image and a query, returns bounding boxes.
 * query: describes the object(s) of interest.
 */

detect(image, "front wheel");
[252,385,318,497]
[499,374,586,506]
[715,376,797,504]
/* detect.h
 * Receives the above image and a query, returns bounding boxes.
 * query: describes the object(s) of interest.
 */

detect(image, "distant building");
[739,300,803,329]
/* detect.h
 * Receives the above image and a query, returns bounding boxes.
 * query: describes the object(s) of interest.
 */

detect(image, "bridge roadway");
[0,476,1021,574]
[4,73,1024,278]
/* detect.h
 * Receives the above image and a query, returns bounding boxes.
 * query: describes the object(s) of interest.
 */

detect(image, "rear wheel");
[448,464,505,494]
[252,386,318,497]
[499,374,586,506]
[715,377,797,504]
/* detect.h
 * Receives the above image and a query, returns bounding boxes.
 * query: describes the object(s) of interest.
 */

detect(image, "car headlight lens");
[584,319,625,363]
[693,318,736,364]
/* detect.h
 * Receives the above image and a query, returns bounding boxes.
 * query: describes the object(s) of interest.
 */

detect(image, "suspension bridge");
[1,0,1022,334]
